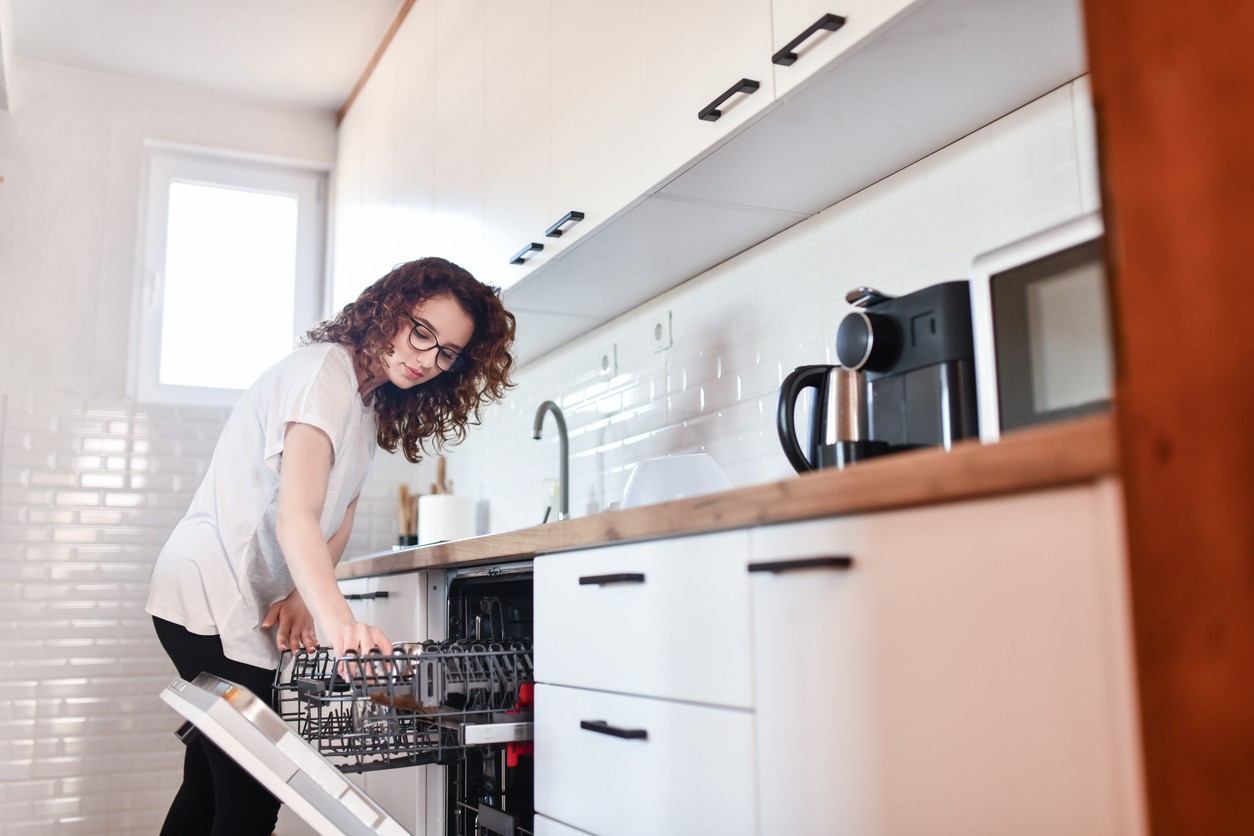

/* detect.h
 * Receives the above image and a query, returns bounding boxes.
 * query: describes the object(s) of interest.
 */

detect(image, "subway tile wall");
[0,79,1097,834]
[0,395,232,834]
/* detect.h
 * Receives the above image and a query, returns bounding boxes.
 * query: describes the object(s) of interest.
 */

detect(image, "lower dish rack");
[274,638,534,774]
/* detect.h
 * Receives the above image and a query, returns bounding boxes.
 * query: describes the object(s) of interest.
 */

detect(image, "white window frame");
[131,143,328,407]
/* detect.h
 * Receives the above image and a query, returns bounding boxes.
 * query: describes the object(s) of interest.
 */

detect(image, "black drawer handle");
[545,210,586,238]
[698,78,760,122]
[578,572,646,586]
[581,720,648,740]
[772,13,847,66]
[747,556,854,573]
[510,242,544,265]
[344,591,391,600]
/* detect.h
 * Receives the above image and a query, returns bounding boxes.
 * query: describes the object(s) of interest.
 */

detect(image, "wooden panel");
[1081,2,1254,834]
[338,414,1117,577]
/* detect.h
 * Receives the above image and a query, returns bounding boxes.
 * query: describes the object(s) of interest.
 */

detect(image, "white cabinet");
[482,0,554,285]
[534,683,756,836]
[484,0,646,288]
[534,530,753,707]
[547,0,645,252]
[533,530,758,835]
[639,0,775,188]
[748,480,1144,835]
[329,2,438,309]
[430,0,488,281]
[769,0,916,98]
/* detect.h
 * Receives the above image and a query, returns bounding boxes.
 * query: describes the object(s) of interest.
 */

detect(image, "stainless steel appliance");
[777,280,980,471]
[160,564,534,836]
[969,212,1113,442]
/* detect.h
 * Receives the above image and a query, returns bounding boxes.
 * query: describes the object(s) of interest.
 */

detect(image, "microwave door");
[159,674,410,836]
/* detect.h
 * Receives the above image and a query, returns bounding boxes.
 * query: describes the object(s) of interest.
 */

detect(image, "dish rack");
[274,638,534,774]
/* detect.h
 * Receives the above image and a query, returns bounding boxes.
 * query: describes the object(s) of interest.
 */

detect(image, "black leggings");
[153,616,282,836]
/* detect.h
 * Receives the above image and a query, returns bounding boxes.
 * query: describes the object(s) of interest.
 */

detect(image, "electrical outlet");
[596,343,617,377]
[649,310,673,353]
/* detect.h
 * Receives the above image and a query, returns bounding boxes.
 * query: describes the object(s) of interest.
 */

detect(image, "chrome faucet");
[532,400,569,521]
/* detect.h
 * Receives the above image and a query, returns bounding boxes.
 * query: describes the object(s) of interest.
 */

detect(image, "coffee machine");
[777,280,980,472]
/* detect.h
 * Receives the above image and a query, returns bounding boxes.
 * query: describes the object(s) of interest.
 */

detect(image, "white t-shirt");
[146,342,378,669]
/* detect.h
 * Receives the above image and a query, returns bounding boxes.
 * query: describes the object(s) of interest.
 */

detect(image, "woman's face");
[384,293,475,390]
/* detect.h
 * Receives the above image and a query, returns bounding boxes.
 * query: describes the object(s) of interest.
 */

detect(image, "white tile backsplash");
[1,77,1096,835]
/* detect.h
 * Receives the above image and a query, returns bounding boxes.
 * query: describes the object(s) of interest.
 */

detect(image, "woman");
[146,257,515,834]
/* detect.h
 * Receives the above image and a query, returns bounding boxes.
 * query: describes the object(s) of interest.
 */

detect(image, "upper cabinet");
[638,0,775,185]
[769,1,915,98]
[330,0,1089,363]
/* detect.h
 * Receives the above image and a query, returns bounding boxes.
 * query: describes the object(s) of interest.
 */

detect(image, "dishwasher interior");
[275,565,534,836]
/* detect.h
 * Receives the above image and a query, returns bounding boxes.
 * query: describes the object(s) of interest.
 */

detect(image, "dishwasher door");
[160,673,410,836]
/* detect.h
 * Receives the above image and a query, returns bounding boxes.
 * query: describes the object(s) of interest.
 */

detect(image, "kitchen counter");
[336,413,1117,579]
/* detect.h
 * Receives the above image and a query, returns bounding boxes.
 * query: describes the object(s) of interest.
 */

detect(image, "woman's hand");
[327,620,394,659]
[261,589,318,654]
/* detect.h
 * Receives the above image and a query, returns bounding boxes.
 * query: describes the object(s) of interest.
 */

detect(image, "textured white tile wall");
[0,395,231,835]
[375,79,1101,535]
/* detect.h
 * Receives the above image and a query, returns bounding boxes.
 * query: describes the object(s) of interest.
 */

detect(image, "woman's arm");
[274,422,392,658]
[263,494,360,653]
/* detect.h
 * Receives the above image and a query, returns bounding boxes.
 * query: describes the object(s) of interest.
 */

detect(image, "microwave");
[970,212,1115,443]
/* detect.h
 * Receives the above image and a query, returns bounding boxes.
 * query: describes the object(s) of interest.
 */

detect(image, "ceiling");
[4,0,405,111]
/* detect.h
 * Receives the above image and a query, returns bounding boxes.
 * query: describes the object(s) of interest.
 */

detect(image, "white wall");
[365,78,1102,542]
[0,59,336,399]
[0,59,336,835]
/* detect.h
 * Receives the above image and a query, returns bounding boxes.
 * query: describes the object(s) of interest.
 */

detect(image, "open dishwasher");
[160,564,535,836]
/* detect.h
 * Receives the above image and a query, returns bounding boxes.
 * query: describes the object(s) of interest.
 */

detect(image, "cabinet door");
[389,0,439,264]
[431,0,488,280]
[482,0,554,288]
[748,481,1144,836]
[639,0,775,188]
[769,0,917,98]
[331,6,436,310]
[547,0,646,253]
[368,570,427,644]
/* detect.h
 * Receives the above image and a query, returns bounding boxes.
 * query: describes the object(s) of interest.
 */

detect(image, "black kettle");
[776,365,890,472]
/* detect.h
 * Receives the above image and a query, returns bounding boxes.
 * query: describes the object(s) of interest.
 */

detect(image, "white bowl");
[620,453,732,509]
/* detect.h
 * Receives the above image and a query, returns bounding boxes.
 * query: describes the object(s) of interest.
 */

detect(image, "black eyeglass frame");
[405,314,464,372]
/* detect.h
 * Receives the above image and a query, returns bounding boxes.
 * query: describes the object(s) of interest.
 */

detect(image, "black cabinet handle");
[510,242,543,265]
[698,78,760,122]
[772,13,847,66]
[747,555,854,573]
[545,210,586,238]
[344,591,391,600]
[578,572,646,586]
[581,720,648,740]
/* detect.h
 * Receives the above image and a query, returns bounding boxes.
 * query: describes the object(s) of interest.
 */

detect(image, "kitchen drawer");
[534,683,756,836]
[534,529,752,707]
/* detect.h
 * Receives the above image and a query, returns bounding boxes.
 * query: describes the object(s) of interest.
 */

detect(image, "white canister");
[417,494,478,545]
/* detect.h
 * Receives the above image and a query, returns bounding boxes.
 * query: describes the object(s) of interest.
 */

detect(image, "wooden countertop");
[337,413,1118,579]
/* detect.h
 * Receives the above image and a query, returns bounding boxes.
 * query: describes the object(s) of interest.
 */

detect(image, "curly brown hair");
[306,257,516,462]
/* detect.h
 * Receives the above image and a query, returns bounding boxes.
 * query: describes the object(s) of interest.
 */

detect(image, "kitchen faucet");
[531,400,569,521]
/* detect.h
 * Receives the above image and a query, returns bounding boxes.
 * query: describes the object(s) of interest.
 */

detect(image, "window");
[132,145,326,406]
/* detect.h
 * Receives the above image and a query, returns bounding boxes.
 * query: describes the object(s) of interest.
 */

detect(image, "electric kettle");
[777,280,980,473]
[776,365,889,472]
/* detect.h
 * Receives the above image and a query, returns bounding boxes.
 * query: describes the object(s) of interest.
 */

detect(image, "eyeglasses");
[406,315,463,372]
